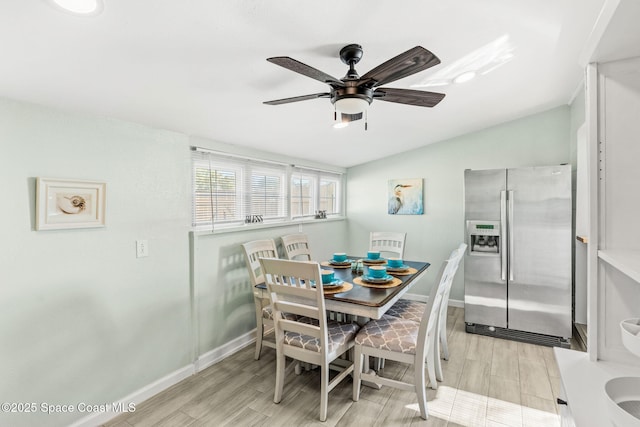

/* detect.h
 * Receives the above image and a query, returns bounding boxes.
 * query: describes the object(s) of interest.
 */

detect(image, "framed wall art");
[36,178,106,230]
[388,178,423,215]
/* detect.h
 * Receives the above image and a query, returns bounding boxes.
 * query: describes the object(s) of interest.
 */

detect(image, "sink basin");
[605,376,640,426]
[621,318,640,358]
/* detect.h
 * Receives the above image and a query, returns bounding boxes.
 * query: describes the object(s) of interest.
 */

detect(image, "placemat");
[387,267,418,276]
[353,276,402,288]
[320,261,352,269]
[362,259,386,265]
[322,282,353,294]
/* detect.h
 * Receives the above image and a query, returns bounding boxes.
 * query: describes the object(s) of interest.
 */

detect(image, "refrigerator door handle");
[508,190,514,281]
[500,190,507,281]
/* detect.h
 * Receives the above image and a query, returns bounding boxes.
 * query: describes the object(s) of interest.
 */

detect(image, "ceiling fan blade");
[373,88,445,107]
[267,57,345,87]
[263,93,330,105]
[359,46,440,88]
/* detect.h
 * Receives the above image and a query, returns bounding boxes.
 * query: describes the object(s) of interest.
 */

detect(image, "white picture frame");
[36,178,106,230]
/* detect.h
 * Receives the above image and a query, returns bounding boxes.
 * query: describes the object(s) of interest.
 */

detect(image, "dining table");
[323,257,430,319]
[256,257,431,320]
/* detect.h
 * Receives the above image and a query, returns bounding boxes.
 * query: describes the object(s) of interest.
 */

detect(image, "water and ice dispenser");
[467,220,501,255]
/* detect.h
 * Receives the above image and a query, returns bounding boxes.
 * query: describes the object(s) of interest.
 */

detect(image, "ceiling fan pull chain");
[365,110,368,131]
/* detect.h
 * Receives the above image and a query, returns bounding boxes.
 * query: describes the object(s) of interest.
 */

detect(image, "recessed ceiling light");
[48,0,104,15]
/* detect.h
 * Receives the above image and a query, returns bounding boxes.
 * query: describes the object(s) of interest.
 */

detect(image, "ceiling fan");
[263,44,446,126]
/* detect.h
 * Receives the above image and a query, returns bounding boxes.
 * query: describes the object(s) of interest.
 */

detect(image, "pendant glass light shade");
[335,97,369,114]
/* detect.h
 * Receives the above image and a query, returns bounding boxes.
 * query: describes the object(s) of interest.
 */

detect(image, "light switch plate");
[136,240,148,258]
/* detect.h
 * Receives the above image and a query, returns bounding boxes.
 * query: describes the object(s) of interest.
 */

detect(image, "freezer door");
[507,165,572,338]
[464,169,507,328]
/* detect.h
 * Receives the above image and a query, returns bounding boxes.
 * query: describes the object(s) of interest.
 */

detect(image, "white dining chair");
[352,257,454,420]
[369,231,406,258]
[280,233,312,261]
[241,239,280,360]
[259,257,359,422]
[385,243,466,382]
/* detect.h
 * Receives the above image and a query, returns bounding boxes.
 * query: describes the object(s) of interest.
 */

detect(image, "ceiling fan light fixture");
[335,97,369,115]
[48,0,103,15]
[333,121,349,129]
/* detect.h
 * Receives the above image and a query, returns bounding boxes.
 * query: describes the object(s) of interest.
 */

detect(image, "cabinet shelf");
[598,249,640,284]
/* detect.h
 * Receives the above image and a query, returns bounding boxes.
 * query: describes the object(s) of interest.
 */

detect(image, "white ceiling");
[0,0,606,167]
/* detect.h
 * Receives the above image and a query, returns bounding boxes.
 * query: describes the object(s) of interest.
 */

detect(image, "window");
[291,167,342,219]
[192,148,343,230]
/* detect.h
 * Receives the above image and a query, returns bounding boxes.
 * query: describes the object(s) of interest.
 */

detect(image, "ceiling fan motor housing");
[331,84,373,109]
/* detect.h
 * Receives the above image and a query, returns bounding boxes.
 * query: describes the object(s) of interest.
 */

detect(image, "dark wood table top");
[327,258,430,308]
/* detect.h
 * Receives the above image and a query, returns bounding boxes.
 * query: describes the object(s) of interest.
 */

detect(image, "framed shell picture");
[388,178,423,215]
[36,178,106,230]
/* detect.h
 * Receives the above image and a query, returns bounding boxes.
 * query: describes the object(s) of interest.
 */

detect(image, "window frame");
[191,148,345,231]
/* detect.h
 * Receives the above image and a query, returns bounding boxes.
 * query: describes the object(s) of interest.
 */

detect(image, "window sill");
[191,216,346,236]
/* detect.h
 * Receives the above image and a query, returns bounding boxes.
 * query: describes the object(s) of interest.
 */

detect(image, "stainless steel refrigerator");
[464,165,572,347]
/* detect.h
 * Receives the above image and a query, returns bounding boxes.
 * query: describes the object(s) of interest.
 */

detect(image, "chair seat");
[262,306,297,321]
[284,320,360,353]
[386,299,426,323]
[355,314,419,354]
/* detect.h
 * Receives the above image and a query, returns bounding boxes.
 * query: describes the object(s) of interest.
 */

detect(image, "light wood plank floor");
[105,307,580,427]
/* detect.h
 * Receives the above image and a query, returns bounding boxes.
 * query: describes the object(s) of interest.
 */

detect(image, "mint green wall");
[0,98,192,427]
[345,106,572,302]
[570,87,586,168]
[0,98,348,427]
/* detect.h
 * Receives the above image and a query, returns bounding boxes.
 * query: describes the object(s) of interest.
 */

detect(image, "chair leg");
[254,301,265,360]
[320,363,329,422]
[439,311,450,361]
[414,360,429,420]
[274,349,285,404]
[434,328,444,382]
[352,345,363,402]
[426,343,438,390]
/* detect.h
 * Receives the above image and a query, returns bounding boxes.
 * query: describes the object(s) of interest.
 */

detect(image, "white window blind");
[291,167,342,219]
[192,149,288,229]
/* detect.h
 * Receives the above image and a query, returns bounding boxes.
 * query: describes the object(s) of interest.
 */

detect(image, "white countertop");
[554,348,640,426]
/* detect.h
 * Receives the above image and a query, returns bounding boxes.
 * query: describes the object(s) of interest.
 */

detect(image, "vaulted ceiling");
[0,1,606,167]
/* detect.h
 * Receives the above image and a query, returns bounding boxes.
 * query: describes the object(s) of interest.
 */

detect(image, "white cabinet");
[590,56,640,365]
[556,1,640,425]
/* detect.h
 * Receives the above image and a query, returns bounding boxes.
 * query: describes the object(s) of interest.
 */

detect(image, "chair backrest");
[259,258,329,355]
[442,243,466,296]
[415,258,457,359]
[241,239,278,287]
[369,231,406,258]
[281,233,312,261]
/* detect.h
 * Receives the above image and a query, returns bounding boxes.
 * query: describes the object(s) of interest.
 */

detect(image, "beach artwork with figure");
[388,178,423,215]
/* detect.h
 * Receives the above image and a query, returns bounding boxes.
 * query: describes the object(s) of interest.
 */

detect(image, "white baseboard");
[69,364,194,427]
[196,330,255,372]
[70,331,256,427]
[403,292,464,308]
